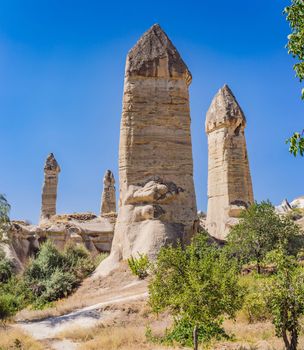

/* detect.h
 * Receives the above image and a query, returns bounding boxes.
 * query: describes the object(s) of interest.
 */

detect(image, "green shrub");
[148,233,244,347]
[264,250,304,350]
[0,250,13,283]
[0,293,16,321]
[240,274,270,323]
[38,268,76,303]
[24,240,96,307]
[128,253,149,279]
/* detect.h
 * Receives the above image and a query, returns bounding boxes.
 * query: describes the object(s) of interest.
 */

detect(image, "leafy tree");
[284,1,304,156]
[227,201,303,273]
[286,131,304,157]
[265,250,304,350]
[0,194,10,241]
[148,233,244,348]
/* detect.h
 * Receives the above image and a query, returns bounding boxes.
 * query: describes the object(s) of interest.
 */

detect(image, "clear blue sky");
[0,0,303,223]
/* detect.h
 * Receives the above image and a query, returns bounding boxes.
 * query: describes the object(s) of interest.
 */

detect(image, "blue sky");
[0,0,303,223]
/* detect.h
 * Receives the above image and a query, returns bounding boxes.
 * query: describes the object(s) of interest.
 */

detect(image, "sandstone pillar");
[205,85,254,240]
[97,24,197,274]
[100,170,116,215]
[40,153,60,221]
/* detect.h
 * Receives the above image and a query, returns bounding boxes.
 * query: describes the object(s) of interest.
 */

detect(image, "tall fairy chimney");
[205,85,254,240]
[102,23,197,267]
[40,153,60,221]
[100,170,116,215]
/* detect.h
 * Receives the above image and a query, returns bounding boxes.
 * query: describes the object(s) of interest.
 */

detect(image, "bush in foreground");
[148,232,244,348]
[24,241,96,307]
[128,253,149,279]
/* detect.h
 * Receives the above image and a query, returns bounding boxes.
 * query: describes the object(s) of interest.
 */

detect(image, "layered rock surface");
[98,24,197,274]
[205,85,254,240]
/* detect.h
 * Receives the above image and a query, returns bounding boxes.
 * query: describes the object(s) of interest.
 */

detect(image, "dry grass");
[54,312,304,350]
[0,326,44,350]
[65,324,183,350]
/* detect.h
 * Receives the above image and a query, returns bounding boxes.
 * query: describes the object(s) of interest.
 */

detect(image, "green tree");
[0,194,10,241]
[265,250,304,350]
[284,1,304,156]
[148,233,244,349]
[227,201,303,273]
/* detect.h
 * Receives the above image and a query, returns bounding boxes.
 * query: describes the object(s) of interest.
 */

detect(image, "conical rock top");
[206,84,246,133]
[44,153,60,173]
[126,24,191,84]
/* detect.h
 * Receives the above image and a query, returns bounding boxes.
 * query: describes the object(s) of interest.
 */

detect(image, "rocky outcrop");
[205,85,254,240]
[290,196,304,209]
[40,153,60,222]
[275,199,292,214]
[8,213,116,266]
[97,24,197,275]
[100,170,116,215]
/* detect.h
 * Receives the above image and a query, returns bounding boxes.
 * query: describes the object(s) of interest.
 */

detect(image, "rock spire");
[97,24,197,275]
[100,170,116,215]
[205,85,254,239]
[40,153,60,222]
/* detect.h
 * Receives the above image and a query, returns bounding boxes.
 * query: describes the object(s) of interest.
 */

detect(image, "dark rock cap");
[104,170,115,186]
[126,24,191,84]
[44,153,60,173]
[205,84,246,133]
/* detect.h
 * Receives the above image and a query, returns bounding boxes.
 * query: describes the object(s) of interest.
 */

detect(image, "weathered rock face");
[97,24,197,274]
[40,153,60,222]
[100,170,116,215]
[8,213,116,267]
[205,85,254,240]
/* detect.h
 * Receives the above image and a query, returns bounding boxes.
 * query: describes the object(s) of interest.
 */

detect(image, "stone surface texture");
[40,153,60,222]
[205,85,254,240]
[100,170,116,215]
[97,24,197,275]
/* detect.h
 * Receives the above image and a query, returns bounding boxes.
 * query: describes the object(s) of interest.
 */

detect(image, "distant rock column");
[97,24,197,276]
[205,85,254,240]
[40,153,60,222]
[100,170,116,215]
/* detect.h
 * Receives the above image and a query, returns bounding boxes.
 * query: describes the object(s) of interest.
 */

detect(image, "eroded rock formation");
[40,153,60,222]
[205,85,254,240]
[100,170,116,215]
[8,213,116,267]
[97,24,197,274]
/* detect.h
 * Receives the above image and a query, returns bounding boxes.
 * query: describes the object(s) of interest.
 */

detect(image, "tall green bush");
[227,201,303,273]
[148,233,244,348]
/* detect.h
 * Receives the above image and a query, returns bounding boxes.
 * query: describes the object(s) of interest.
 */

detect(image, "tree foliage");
[227,201,303,273]
[0,194,10,241]
[284,1,304,156]
[265,250,304,350]
[24,240,95,307]
[148,233,244,347]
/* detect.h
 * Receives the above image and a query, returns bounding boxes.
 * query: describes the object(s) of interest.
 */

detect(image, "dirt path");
[17,292,148,349]
[15,264,149,350]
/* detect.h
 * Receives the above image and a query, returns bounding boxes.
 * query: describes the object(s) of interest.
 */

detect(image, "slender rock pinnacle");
[205,85,254,239]
[40,153,60,222]
[100,170,116,215]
